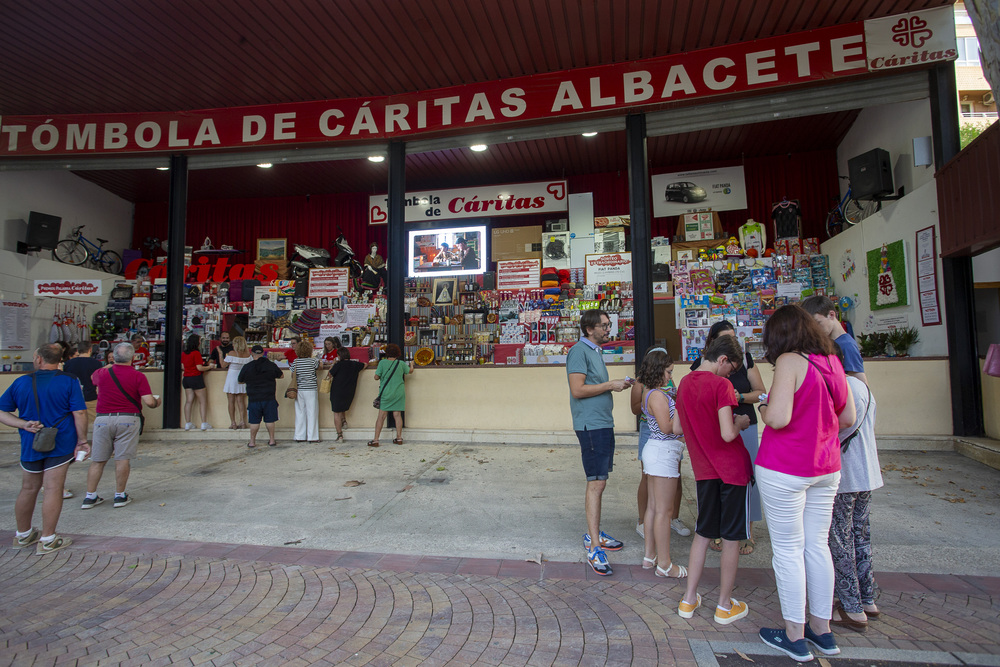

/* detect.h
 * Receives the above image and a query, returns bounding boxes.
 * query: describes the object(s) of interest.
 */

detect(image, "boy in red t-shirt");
[675,335,753,626]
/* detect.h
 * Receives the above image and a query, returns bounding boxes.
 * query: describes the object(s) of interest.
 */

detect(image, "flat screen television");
[408,225,487,278]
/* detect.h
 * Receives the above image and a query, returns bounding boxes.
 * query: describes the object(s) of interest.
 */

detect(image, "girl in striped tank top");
[637,348,688,579]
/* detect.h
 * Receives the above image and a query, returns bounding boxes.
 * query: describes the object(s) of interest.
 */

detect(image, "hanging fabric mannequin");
[739,219,766,255]
[771,197,801,241]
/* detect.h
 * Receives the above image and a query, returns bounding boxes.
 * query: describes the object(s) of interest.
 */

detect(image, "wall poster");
[867,240,909,311]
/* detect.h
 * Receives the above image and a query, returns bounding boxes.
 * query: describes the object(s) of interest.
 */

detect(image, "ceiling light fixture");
[257,162,273,168]
[469,144,488,152]
[582,132,598,137]
[156,167,169,171]
[367,155,385,162]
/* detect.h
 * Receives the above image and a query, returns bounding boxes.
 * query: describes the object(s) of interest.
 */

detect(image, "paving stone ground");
[1,535,998,666]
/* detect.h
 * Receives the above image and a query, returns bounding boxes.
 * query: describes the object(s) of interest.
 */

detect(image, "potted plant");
[857,332,889,358]
[886,327,920,357]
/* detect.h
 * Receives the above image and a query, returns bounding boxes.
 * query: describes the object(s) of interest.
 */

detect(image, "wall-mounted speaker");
[848,148,893,200]
[26,211,62,250]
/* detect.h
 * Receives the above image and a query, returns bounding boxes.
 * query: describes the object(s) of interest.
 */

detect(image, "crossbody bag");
[108,367,145,434]
[30,373,69,453]
[373,360,400,409]
[797,352,868,453]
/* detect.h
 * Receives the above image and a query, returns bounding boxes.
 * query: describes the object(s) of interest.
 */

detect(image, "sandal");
[230,422,238,430]
[392,438,403,445]
[246,442,255,448]
[655,563,688,578]
[367,441,380,447]
[709,538,723,552]
[238,422,247,429]
[642,556,657,570]
[335,434,344,442]
[739,539,756,556]
[831,605,869,632]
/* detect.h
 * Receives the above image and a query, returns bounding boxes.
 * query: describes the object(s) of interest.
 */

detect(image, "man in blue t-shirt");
[566,308,633,576]
[802,296,867,385]
[0,343,89,555]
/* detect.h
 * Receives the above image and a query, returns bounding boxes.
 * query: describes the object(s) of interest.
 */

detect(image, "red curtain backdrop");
[132,149,838,258]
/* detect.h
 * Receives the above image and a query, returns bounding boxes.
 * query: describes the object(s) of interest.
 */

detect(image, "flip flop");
[367,441,380,447]
[268,441,277,447]
[709,538,723,552]
[246,442,255,448]
[739,539,756,556]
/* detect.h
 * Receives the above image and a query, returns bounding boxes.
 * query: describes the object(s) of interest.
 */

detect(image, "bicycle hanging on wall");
[52,225,124,274]
[825,177,882,238]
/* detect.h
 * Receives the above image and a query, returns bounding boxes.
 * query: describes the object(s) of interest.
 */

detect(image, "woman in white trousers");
[755,306,855,661]
[290,341,321,443]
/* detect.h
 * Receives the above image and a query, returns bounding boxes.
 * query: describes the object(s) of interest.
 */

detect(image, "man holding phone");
[566,308,633,576]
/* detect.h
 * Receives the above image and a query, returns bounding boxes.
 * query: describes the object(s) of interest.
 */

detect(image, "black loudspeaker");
[26,211,62,249]
[481,271,496,290]
[848,148,893,200]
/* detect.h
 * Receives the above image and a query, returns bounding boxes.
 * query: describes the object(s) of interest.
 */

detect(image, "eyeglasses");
[595,323,611,330]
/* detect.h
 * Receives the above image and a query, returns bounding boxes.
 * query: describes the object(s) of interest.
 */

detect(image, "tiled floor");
[1,534,998,666]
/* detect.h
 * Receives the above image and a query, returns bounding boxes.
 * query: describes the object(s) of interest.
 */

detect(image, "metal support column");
[162,154,188,429]
[387,141,406,348]
[929,63,984,437]
[626,114,654,366]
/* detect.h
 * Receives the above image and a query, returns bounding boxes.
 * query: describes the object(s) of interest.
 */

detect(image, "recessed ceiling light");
[367,155,385,163]
[257,162,273,168]
[156,167,169,171]
[469,144,488,152]
[582,132,598,137]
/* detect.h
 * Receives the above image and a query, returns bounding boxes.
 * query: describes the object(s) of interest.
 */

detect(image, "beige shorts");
[85,400,97,427]
[92,414,142,461]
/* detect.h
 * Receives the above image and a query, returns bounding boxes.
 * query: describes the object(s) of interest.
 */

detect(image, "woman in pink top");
[755,305,856,660]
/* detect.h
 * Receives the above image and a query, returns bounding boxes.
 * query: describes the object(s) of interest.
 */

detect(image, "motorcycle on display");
[332,232,364,287]
[290,243,331,280]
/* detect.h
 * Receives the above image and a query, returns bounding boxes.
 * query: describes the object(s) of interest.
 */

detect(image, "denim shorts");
[247,399,279,424]
[576,427,615,481]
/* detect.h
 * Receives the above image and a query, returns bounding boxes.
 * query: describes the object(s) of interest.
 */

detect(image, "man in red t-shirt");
[675,335,752,626]
[82,342,161,510]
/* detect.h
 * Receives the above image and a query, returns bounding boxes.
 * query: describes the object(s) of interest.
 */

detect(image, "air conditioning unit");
[984,92,995,105]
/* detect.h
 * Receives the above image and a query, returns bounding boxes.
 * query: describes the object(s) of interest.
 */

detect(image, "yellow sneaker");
[678,593,702,619]
[714,598,749,625]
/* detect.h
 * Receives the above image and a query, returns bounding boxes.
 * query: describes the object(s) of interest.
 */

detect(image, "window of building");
[957,37,981,65]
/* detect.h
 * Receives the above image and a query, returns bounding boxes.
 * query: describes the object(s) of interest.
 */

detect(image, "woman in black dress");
[328,348,367,441]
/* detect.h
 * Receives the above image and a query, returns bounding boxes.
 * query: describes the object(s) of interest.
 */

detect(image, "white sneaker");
[671,519,691,536]
[636,521,645,539]
[184,422,194,431]
[200,422,212,431]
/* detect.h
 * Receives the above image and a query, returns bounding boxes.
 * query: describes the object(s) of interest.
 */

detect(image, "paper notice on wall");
[343,303,376,325]
[776,282,802,300]
[876,314,909,330]
[0,301,31,350]
[497,259,541,290]
[308,267,349,296]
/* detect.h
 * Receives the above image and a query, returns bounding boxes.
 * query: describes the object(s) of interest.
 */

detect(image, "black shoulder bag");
[372,360,400,409]
[30,373,69,452]
[108,367,145,434]
[797,353,867,453]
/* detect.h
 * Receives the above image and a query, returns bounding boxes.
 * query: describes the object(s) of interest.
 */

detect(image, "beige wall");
[0,358,955,436]
[982,359,1000,440]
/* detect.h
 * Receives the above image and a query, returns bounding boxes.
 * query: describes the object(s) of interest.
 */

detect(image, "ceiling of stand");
[0,0,950,202]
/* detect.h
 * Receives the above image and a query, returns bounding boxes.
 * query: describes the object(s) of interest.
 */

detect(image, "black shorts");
[21,453,75,474]
[247,399,279,424]
[182,375,206,390]
[695,479,750,542]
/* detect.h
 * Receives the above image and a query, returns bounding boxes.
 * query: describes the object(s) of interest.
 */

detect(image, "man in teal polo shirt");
[567,308,633,575]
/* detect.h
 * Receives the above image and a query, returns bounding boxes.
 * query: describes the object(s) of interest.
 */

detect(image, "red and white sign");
[497,259,542,290]
[34,279,103,296]
[369,180,566,225]
[308,267,350,296]
[585,253,633,284]
[864,7,957,72]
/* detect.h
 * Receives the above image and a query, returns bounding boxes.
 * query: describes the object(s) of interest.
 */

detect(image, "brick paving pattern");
[1,535,998,666]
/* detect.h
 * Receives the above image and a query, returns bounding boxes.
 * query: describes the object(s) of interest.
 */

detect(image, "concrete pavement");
[1,434,999,665]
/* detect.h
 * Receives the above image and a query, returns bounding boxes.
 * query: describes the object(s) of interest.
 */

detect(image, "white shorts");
[641,439,684,478]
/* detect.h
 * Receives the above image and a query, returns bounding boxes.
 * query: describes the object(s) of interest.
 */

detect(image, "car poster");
[651,165,748,217]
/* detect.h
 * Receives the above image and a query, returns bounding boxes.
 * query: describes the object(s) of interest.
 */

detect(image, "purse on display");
[284,371,298,399]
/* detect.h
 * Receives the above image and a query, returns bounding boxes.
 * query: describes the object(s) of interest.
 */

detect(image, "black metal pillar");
[162,155,188,428]
[929,63,984,437]
[387,141,406,348]
[626,114,654,368]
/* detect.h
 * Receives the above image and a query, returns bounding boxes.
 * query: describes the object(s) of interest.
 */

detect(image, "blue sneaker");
[583,531,624,551]
[759,628,813,662]
[803,624,841,656]
[587,547,613,576]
